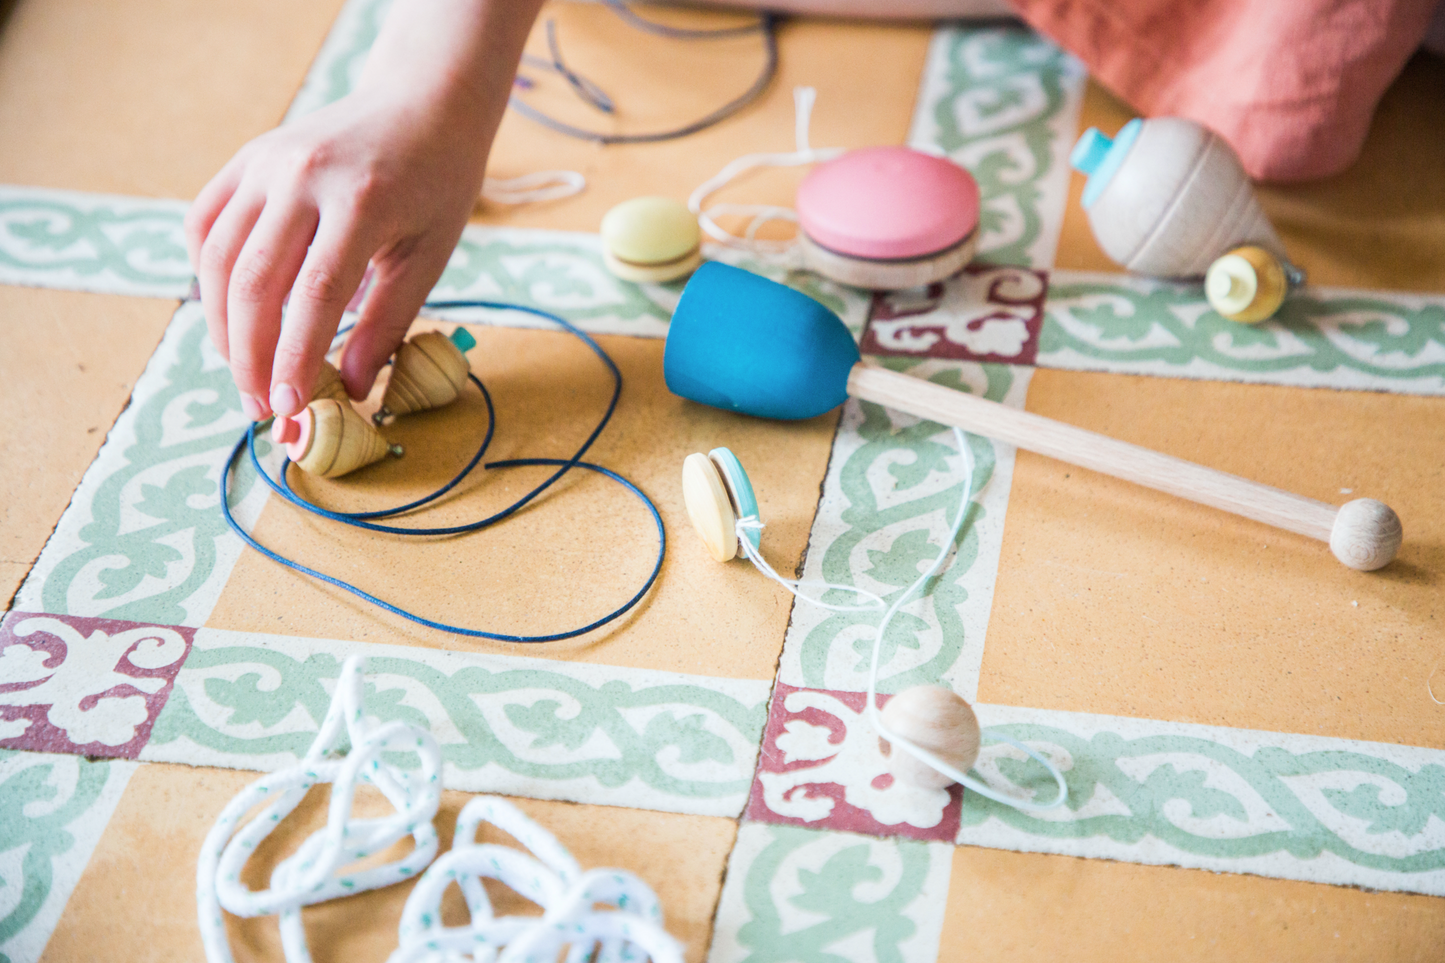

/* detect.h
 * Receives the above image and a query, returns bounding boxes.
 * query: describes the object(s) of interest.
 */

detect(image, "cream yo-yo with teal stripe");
[681,439,1067,811]
[198,656,684,963]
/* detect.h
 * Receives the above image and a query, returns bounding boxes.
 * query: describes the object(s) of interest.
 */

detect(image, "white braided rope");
[481,170,587,205]
[389,796,684,963]
[197,655,444,963]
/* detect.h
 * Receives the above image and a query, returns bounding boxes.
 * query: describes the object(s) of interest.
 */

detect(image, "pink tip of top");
[796,146,980,260]
[274,409,313,463]
[271,415,299,446]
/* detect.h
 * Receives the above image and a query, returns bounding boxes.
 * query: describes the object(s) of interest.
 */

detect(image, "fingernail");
[239,394,263,421]
[270,383,301,417]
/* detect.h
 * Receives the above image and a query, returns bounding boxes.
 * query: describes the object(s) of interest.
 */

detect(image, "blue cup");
[663,262,860,420]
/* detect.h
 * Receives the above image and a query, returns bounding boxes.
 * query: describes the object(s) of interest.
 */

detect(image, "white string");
[196,655,444,963]
[481,170,587,205]
[389,796,684,963]
[742,425,1067,810]
[736,516,885,612]
[686,86,844,257]
[859,428,1067,811]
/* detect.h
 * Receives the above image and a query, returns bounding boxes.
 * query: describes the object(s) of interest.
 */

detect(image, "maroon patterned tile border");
[859,264,1049,365]
[745,682,963,843]
[0,611,194,758]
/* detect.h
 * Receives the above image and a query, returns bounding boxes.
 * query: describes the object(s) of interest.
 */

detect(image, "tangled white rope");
[389,796,683,963]
[197,656,683,962]
[197,655,444,963]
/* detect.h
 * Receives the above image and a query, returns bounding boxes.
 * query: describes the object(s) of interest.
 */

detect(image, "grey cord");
[596,0,769,38]
[510,9,779,145]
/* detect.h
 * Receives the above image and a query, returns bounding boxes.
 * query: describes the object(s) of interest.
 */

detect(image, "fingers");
[339,239,454,401]
[196,192,264,378]
[268,210,380,417]
[225,199,319,416]
[184,159,243,272]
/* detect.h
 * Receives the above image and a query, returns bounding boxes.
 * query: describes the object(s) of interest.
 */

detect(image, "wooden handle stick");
[848,363,1402,571]
[664,263,1402,572]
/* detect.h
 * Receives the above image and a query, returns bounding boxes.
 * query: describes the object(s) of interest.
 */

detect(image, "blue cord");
[219,300,666,643]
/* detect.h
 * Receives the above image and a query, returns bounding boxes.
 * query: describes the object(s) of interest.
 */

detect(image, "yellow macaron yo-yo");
[600,196,703,284]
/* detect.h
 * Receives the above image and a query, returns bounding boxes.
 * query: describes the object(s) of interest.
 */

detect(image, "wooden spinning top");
[1206,245,1289,323]
[312,360,352,403]
[282,398,401,478]
[376,327,476,423]
[1071,118,1290,278]
[879,685,981,790]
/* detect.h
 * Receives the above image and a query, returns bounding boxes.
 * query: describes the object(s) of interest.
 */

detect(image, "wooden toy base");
[799,228,978,290]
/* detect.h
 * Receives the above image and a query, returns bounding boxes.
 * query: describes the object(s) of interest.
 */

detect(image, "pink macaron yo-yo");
[795,146,981,290]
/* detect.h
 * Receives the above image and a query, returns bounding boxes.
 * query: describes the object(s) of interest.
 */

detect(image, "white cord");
[197,655,444,963]
[481,170,587,205]
[687,86,843,257]
[736,516,885,612]
[862,429,1066,810]
[389,796,683,963]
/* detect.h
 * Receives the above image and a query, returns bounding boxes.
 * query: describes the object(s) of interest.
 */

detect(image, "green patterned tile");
[708,822,954,963]
[0,751,136,963]
[0,186,190,298]
[1040,270,1445,394]
[776,359,1030,701]
[957,705,1445,896]
[907,24,1086,268]
[143,629,770,818]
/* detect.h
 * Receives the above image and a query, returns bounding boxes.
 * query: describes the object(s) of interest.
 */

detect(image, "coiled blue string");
[219,300,666,643]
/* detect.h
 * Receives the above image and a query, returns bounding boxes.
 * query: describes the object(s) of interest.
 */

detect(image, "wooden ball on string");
[878,685,980,789]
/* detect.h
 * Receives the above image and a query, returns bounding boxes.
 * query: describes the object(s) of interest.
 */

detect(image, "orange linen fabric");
[1008,0,1440,181]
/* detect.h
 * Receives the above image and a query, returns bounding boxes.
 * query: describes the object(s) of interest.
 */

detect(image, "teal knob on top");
[449,326,477,353]
[1070,118,1142,209]
[1070,128,1113,175]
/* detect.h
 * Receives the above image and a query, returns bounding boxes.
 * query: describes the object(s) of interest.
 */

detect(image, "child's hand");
[184,0,543,420]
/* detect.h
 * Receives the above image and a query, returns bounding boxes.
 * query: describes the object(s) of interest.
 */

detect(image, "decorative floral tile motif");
[0,750,137,963]
[707,822,953,963]
[1038,270,1445,395]
[859,265,1049,364]
[143,628,771,818]
[746,683,963,842]
[0,613,193,759]
[775,360,1030,702]
[958,705,1445,896]
[907,25,1086,269]
[13,301,268,629]
[0,186,191,298]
